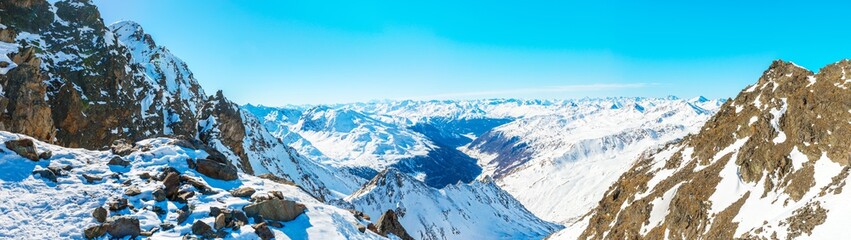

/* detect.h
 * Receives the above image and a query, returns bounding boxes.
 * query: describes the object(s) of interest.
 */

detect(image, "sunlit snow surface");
[0,132,381,239]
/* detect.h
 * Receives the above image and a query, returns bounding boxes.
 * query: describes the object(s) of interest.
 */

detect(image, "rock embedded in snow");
[243,197,307,222]
[5,138,39,161]
[162,172,180,200]
[230,186,256,198]
[191,220,215,238]
[375,210,414,240]
[107,198,128,211]
[103,216,141,239]
[252,222,275,240]
[92,207,107,223]
[194,158,238,180]
[107,156,130,167]
[31,168,57,182]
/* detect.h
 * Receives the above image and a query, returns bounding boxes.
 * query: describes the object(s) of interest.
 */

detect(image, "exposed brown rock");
[107,198,128,211]
[5,138,39,161]
[230,186,256,198]
[107,156,130,167]
[243,198,306,222]
[194,158,238,181]
[375,209,414,240]
[83,225,107,239]
[162,172,180,200]
[191,220,215,239]
[252,222,275,240]
[32,168,57,182]
[103,216,141,238]
[82,174,102,183]
[92,207,107,223]
[124,186,141,196]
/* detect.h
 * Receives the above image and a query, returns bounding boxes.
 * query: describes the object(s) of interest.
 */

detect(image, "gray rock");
[104,216,141,238]
[5,139,39,161]
[107,156,130,167]
[92,207,108,223]
[243,198,306,222]
[195,158,238,180]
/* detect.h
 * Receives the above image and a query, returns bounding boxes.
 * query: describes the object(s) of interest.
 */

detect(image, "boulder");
[191,220,215,238]
[151,188,166,201]
[124,186,141,196]
[243,198,306,222]
[214,213,227,230]
[356,223,367,233]
[110,139,135,156]
[92,207,107,223]
[84,225,107,239]
[195,158,238,180]
[252,222,274,240]
[180,175,214,194]
[82,174,102,183]
[38,150,52,160]
[108,198,128,211]
[47,165,67,176]
[375,210,414,240]
[230,187,256,198]
[32,169,57,182]
[5,139,39,161]
[162,172,180,200]
[177,205,191,224]
[107,156,130,167]
[104,216,141,238]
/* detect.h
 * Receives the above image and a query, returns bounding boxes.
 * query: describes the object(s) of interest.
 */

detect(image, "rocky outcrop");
[374,210,414,240]
[243,192,306,222]
[576,60,851,239]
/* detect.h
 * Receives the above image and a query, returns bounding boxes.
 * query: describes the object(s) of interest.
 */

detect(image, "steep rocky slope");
[0,0,354,202]
[346,169,562,240]
[557,60,851,239]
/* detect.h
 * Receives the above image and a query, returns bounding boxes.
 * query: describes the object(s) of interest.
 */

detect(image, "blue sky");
[93,0,851,105]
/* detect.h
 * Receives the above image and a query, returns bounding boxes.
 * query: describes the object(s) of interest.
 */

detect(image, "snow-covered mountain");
[247,97,723,227]
[465,97,722,225]
[559,60,851,239]
[346,168,562,240]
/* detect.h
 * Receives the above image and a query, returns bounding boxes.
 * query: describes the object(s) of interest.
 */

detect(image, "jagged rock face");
[197,91,252,174]
[570,60,851,240]
[0,0,201,148]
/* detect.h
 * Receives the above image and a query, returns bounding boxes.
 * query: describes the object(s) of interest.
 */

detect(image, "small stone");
[47,165,66,176]
[180,175,214,194]
[152,188,166,201]
[252,222,274,240]
[38,150,52,160]
[84,225,107,239]
[152,205,166,216]
[209,206,224,217]
[232,210,249,229]
[138,172,152,179]
[214,213,227,230]
[92,207,108,223]
[110,139,135,156]
[230,187,256,198]
[108,198,128,211]
[107,156,131,167]
[177,205,191,224]
[140,227,158,237]
[186,158,196,169]
[122,179,132,186]
[32,169,57,182]
[356,223,367,233]
[175,190,195,203]
[191,220,214,238]
[160,222,175,231]
[125,186,141,196]
[82,174,103,183]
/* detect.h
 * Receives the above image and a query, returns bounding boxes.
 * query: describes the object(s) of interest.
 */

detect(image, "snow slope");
[465,97,722,225]
[346,169,562,240]
[0,131,382,239]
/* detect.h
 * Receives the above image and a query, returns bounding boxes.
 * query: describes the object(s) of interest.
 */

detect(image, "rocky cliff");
[559,60,851,239]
